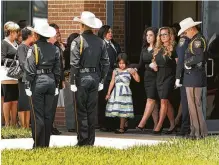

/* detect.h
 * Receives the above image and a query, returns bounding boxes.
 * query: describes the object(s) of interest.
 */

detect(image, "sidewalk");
[1,129,175,150]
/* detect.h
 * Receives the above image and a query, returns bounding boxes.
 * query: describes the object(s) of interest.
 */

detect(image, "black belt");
[79,68,96,73]
[36,69,52,74]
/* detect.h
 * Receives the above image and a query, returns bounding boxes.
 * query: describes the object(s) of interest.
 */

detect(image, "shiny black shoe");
[51,127,62,135]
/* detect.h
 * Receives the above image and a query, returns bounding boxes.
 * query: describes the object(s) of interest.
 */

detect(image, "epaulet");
[189,36,206,54]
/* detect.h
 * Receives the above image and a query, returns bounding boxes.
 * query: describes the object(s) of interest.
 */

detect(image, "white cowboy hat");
[28,22,56,38]
[73,11,102,29]
[178,17,202,36]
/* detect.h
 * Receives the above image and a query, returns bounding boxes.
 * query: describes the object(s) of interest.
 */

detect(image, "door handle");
[206,58,214,77]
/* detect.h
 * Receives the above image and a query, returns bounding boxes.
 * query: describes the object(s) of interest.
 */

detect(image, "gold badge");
[194,40,201,48]
[179,38,185,47]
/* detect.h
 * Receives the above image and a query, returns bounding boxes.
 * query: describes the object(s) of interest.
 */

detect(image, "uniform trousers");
[186,87,208,138]
[31,74,55,148]
[75,73,99,146]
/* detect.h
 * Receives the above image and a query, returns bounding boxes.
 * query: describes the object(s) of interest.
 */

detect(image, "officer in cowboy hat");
[70,11,109,146]
[178,17,208,139]
[24,23,61,148]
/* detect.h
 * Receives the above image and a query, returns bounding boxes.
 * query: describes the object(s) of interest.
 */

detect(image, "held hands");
[127,68,136,75]
[98,83,104,91]
[149,62,158,71]
[25,88,32,96]
[55,88,59,96]
[175,79,182,88]
[71,85,77,92]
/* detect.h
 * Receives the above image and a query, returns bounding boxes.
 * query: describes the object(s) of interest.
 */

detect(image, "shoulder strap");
[34,44,38,65]
[80,35,83,55]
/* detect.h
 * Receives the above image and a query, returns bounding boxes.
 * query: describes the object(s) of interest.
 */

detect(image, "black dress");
[17,43,30,111]
[155,48,177,99]
[137,47,158,99]
[1,39,19,102]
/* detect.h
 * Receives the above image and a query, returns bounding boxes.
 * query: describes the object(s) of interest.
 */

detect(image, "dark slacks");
[75,73,99,146]
[31,74,55,148]
[180,86,190,133]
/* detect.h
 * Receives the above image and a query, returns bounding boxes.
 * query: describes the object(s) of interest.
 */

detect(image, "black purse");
[7,55,23,79]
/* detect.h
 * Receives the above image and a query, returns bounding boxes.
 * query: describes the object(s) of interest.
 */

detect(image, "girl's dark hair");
[98,25,111,39]
[66,33,79,48]
[21,27,32,41]
[117,53,129,66]
[142,27,158,48]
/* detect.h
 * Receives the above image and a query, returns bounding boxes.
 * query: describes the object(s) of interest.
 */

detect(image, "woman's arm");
[128,68,140,82]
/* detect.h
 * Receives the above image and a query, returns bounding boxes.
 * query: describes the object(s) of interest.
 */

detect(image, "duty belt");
[36,69,52,74]
[79,67,96,73]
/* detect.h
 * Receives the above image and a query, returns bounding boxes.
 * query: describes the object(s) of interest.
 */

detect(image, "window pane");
[32,0,48,26]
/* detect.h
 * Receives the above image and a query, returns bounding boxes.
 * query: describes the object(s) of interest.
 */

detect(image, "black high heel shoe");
[152,128,163,135]
[136,126,144,131]
[165,126,177,134]
[115,128,125,134]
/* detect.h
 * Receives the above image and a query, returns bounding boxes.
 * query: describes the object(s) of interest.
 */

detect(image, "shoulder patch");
[194,40,201,48]
[178,38,185,47]
[27,49,32,58]
[71,41,76,51]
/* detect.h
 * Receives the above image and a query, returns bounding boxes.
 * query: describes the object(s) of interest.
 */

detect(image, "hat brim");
[73,17,102,29]
[32,26,56,38]
[178,22,202,36]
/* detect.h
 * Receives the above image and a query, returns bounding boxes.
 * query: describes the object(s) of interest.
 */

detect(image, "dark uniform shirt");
[24,38,61,87]
[70,30,109,84]
[176,36,190,80]
[183,33,207,87]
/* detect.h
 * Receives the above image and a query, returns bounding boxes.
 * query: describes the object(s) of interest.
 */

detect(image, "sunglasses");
[160,33,169,37]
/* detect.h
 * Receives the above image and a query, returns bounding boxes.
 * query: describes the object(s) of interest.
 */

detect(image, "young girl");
[105,53,140,134]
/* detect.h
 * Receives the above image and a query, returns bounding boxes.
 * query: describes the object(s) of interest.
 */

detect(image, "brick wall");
[113,1,125,52]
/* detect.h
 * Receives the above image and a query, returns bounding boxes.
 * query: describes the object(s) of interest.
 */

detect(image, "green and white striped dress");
[106,68,134,118]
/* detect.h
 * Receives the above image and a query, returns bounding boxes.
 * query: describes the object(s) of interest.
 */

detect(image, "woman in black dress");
[150,27,177,134]
[135,27,159,131]
[17,27,35,128]
[1,21,20,127]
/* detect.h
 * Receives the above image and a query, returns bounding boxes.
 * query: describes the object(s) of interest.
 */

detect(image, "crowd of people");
[1,11,209,148]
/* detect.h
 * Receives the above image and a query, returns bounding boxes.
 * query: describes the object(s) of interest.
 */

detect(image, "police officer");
[70,11,109,146]
[24,23,60,148]
[178,17,208,139]
[175,34,190,136]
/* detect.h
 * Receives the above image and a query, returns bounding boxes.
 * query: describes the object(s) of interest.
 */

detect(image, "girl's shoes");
[165,126,177,134]
[115,128,125,134]
[124,126,128,132]
[152,128,163,135]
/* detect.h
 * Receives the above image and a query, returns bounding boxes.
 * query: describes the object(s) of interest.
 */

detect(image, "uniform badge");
[179,38,185,47]
[194,40,201,48]
[71,41,76,51]
[27,49,32,58]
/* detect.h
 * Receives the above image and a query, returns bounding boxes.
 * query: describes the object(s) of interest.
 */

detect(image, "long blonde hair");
[153,27,175,61]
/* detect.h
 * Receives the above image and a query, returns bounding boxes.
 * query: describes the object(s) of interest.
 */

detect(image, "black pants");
[180,86,190,133]
[75,73,99,146]
[98,81,118,130]
[30,74,55,148]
